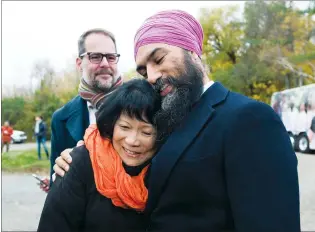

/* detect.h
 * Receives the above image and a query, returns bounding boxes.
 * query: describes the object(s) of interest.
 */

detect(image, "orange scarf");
[84,124,149,211]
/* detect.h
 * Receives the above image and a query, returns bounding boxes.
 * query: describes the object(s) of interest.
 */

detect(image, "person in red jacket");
[1,121,13,153]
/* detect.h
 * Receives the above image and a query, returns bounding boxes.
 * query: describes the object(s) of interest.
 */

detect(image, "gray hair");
[78,28,116,57]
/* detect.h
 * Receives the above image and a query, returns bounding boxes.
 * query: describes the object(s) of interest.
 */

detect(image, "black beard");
[153,52,204,146]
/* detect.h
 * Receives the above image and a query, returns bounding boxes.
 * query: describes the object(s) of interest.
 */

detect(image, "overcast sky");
[2,1,311,92]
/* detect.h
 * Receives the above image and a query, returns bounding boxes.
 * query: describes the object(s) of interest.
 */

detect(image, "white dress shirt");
[203,81,214,94]
[87,102,97,125]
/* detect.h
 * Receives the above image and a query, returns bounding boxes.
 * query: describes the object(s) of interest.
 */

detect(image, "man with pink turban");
[52,9,300,232]
[134,9,300,232]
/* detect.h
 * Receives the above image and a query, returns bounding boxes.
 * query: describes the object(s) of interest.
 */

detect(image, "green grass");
[2,149,50,173]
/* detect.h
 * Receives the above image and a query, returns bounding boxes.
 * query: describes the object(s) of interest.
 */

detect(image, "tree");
[1,97,27,126]
[1,59,79,141]
[122,68,141,81]
[200,5,243,72]
[30,59,56,93]
[199,0,315,104]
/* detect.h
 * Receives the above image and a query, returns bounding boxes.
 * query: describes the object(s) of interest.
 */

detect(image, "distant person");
[308,116,315,141]
[34,116,49,160]
[272,93,282,119]
[307,91,315,140]
[1,121,13,153]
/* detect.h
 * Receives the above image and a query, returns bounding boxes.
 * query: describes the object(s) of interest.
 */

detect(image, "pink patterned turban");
[134,10,204,59]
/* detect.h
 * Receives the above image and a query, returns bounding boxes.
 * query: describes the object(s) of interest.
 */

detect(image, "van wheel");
[289,134,295,150]
[298,134,310,153]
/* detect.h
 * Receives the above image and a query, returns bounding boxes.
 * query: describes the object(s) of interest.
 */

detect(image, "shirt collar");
[87,101,94,109]
[203,81,214,94]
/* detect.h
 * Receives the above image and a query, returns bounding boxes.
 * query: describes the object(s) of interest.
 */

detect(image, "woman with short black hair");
[37,78,162,232]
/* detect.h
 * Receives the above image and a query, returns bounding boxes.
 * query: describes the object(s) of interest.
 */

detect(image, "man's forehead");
[136,43,174,64]
[85,33,115,52]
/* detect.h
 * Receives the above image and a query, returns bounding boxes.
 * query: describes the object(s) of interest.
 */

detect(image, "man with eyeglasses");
[39,28,123,192]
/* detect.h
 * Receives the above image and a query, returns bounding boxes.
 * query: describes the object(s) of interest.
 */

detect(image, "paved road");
[2,152,315,231]
[297,152,315,231]
[2,172,47,231]
[9,141,51,151]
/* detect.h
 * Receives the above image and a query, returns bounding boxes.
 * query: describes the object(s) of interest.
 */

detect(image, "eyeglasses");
[80,52,120,64]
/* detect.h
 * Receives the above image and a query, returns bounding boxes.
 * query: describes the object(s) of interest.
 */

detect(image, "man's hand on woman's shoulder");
[53,140,85,178]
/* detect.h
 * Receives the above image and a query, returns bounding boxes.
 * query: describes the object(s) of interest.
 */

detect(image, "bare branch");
[276,57,315,80]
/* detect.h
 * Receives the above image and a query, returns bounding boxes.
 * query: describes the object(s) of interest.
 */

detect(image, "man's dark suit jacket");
[49,96,90,185]
[145,82,300,232]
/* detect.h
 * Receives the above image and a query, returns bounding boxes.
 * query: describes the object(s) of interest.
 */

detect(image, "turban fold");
[134,10,204,59]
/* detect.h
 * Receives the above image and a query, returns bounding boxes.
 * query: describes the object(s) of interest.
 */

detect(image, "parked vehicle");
[271,84,315,153]
[11,130,27,144]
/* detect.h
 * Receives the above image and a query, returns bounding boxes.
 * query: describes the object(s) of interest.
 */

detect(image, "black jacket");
[38,145,148,232]
[36,121,47,139]
[144,82,300,232]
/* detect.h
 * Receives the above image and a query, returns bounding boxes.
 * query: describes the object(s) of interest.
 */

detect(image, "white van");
[270,84,315,153]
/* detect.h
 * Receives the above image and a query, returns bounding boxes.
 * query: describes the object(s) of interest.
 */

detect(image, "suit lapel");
[145,82,229,213]
[65,96,90,142]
